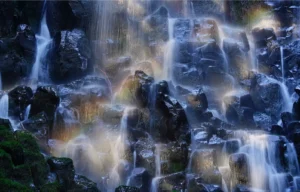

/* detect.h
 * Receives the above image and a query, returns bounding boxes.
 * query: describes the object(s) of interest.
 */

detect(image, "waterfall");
[238,134,299,192]
[24,104,31,120]
[163,18,176,81]
[266,76,292,112]
[30,11,51,85]
[280,46,285,83]
[0,94,9,119]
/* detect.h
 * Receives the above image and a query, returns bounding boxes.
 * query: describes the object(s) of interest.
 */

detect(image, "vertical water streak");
[280,46,285,83]
[154,144,161,176]
[163,18,176,81]
[30,11,51,84]
[0,94,9,119]
[238,134,295,192]
[24,104,31,120]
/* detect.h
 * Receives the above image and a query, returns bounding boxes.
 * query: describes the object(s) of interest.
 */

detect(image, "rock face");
[0,121,98,191]
[143,6,169,44]
[49,28,92,83]
[229,153,249,186]
[8,86,33,120]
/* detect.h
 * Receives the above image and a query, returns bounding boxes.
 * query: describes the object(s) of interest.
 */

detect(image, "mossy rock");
[0,124,11,131]
[40,182,62,192]
[0,178,33,192]
[14,130,40,153]
[0,149,14,177]
[0,129,14,142]
[23,150,45,164]
[30,159,49,187]
[0,140,24,165]
[12,164,33,185]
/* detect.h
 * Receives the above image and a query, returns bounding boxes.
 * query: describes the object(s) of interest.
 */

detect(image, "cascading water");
[162,18,176,81]
[30,10,51,85]
[0,94,8,119]
[280,46,285,83]
[24,104,31,121]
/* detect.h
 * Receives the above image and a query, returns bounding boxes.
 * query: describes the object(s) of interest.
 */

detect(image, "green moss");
[0,178,33,192]
[14,131,40,153]
[0,149,14,177]
[0,129,14,142]
[30,159,49,187]
[0,141,24,165]
[12,164,33,185]
[169,162,185,173]
[40,182,62,192]
[0,124,11,131]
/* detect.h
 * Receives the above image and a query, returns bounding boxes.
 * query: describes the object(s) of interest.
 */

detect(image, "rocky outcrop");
[49,28,92,83]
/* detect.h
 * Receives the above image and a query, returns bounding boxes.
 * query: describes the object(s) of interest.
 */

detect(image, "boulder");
[49,28,92,83]
[115,185,139,192]
[30,86,59,121]
[73,174,98,191]
[250,74,284,118]
[251,28,276,48]
[190,149,216,173]
[47,157,75,190]
[8,86,33,120]
[155,172,186,192]
[229,153,249,186]
[16,24,36,53]
[143,6,169,44]
[127,168,151,191]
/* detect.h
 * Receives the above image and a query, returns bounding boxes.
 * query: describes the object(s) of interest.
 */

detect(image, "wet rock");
[116,70,154,107]
[115,185,139,192]
[0,39,29,89]
[270,124,284,135]
[49,28,91,83]
[293,98,300,120]
[30,86,59,122]
[191,1,224,20]
[250,74,284,118]
[253,112,272,130]
[135,138,155,176]
[143,6,169,44]
[188,179,223,192]
[16,24,36,53]
[155,172,186,191]
[190,149,216,173]
[229,153,249,186]
[105,56,132,84]
[57,75,110,124]
[223,38,249,79]
[193,19,220,44]
[173,64,203,86]
[204,66,234,89]
[21,112,49,146]
[126,168,151,191]
[8,86,33,120]
[233,184,251,192]
[72,174,99,192]
[173,19,191,41]
[47,157,75,190]
[200,42,226,71]
[240,94,255,110]
[287,121,300,143]
[252,28,276,48]
[281,112,293,130]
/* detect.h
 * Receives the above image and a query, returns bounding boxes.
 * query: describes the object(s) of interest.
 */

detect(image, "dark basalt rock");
[16,24,36,53]
[115,185,139,192]
[8,85,33,120]
[126,168,151,191]
[30,86,59,120]
[49,28,92,83]
[251,28,276,48]
[155,172,186,191]
[73,174,99,192]
[144,6,169,44]
[47,157,75,190]
[250,74,284,119]
[190,149,216,173]
[229,153,249,186]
